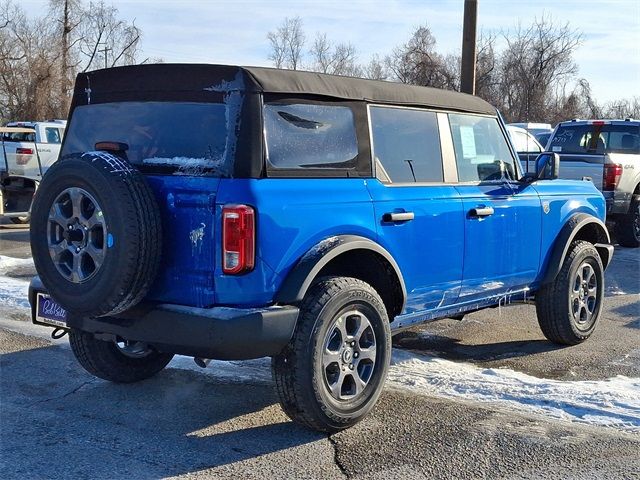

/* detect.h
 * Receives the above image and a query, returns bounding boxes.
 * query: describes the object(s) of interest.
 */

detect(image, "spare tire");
[30,152,162,317]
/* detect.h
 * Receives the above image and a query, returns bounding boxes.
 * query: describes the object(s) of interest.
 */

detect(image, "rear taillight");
[603,164,623,191]
[15,147,34,165]
[222,205,255,274]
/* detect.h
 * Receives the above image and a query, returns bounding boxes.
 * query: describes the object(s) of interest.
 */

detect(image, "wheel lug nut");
[349,364,354,370]
[76,247,80,253]
[350,341,355,347]
[354,352,359,358]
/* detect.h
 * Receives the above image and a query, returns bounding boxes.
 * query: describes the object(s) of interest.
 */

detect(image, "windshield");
[61,102,234,175]
[549,124,640,155]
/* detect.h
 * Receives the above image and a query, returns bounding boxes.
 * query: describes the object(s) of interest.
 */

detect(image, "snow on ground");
[387,350,640,432]
[0,253,638,433]
[0,255,34,275]
[0,256,31,308]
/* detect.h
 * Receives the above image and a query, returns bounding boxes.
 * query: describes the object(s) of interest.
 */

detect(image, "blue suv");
[28,64,613,432]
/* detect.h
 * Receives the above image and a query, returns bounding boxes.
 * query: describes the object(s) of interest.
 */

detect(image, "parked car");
[508,122,553,137]
[545,119,640,247]
[506,125,544,171]
[28,65,613,432]
[1,120,66,223]
[535,131,553,149]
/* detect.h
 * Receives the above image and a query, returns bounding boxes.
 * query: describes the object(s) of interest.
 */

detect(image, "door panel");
[455,182,542,302]
[367,180,464,313]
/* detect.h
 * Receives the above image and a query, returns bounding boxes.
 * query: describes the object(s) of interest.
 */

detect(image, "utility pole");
[460,0,478,95]
[98,44,112,69]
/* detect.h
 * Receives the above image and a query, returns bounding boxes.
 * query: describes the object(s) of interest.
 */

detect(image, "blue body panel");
[365,180,464,312]
[142,173,607,328]
[145,175,220,307]
[531,179,606,283]
[454,182,542,302]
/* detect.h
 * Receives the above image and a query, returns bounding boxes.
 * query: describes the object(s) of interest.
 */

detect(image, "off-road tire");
[272,276,391,433]
[69,329,173,383]
[30,152,162,317]
[615,194,640,248]
[536,240,604,345]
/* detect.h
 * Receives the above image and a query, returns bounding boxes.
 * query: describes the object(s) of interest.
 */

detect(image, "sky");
[19,0,640,103]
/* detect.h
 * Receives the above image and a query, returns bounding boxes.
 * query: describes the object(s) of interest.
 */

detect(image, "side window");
[526,133,542,153]
[45,127,62,144]
[264,103,358,169]
[449,114,516,182]
[369,106,443,183]
[510,131,529,152]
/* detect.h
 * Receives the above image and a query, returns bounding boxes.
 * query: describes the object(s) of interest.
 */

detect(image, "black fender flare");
[275,235,407,310]
[542,213,612,284]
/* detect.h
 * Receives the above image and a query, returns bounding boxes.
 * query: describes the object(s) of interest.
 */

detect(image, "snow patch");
[0,275,29,308]
[0,255,34,275]
[387,349,640,432]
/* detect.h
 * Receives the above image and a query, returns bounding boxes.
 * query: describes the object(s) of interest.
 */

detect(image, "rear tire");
[69,329,173,383]
[615,194,640,248]
[272,276,391,433]
[535,240,604,345]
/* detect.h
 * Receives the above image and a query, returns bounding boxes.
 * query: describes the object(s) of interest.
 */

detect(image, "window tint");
[45,127,62,144]
[549,124,640,155]
[449,114,516,182]
[2,131,35,142]
[264,103,358,169]
[369,106,443,183]
[61,102,232,175]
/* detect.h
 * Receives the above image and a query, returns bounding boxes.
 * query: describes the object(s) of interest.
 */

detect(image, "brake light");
[603,164,623,191]
[222,205,255,274]
[15,147,34,165]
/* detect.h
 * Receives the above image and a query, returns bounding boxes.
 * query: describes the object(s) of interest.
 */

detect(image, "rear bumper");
[29,277,298,360]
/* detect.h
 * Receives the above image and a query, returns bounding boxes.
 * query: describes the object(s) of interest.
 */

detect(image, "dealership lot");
[1,222,638,478]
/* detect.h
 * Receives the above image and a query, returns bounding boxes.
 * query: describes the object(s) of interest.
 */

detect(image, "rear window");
[2,131,35,142]
[549,124,640,155]
[264,103,358,170]
[61,102,232,175]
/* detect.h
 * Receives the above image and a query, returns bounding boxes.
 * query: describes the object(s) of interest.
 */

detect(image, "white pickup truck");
[545,119,640,247]
[1,120,66,223]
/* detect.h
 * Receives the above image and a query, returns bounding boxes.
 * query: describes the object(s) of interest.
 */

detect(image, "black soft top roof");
[72,64,495,115]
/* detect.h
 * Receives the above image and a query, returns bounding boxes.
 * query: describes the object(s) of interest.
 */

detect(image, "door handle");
[469,206,494,217]
[382,211,415,223]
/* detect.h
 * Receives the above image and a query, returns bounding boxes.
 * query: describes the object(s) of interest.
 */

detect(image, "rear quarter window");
[264,103,358,170]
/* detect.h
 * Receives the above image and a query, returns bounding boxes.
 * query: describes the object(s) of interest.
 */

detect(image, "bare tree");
[384,25,456,89]
[79,1,141,72]
[267,16,305,70]
[363,54,388,80]
[499,16,582,122]
[309,33,361,76]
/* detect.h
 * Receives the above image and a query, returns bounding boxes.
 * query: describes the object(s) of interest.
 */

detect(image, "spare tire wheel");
[30,152,162,317]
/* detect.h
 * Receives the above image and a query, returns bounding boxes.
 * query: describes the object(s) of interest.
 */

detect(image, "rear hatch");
[60,101,234,307]
[548,122,640,191]
[1,127,40,178]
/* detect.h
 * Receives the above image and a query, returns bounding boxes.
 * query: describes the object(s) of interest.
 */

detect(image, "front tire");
[615,194,640,248]
[535,240,604,345]
[272,276,391,433]
[69,329,174,383]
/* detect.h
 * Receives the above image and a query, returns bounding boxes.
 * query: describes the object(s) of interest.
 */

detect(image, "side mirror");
[535,152,560,180]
